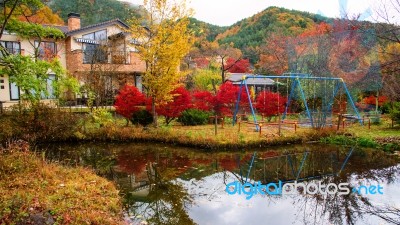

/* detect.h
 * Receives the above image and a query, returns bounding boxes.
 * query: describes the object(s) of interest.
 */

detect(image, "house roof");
[226,73,275,86]
[65,19,130,36]
[42,24,69,33]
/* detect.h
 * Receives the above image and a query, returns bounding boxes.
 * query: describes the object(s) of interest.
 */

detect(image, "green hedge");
[131,109,153,127]
[178,109,210,126]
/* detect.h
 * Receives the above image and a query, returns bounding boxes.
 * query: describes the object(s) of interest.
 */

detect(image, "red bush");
[114,85,145,119]
[255,91,287,118]
[192,90,214,111]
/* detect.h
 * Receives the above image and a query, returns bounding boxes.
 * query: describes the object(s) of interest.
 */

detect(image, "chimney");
[68,13,81,31]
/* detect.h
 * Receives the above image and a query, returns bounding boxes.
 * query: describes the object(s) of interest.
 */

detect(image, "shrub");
[357,137,378,148]
[178,109,210,126]
[0,104,80,144]
[380,102,391,114]
[114,85,145,119]
[389,102,400,124]
[91,108,113,127]
[130,109,153,127]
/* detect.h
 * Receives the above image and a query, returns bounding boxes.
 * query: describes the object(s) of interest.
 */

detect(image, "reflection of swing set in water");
[234,148,354,185]
[233,73,362,132]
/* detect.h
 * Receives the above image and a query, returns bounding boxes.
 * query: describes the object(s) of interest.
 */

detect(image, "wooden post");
[238,121,241,132]
[294,122,297,132]
[337,114,342,130]
[362,116,365,125]
[214,115,218,136]
[221,117,224,129]
[278,114,281,136]
[368,118,371,130]
[259,123,262,137]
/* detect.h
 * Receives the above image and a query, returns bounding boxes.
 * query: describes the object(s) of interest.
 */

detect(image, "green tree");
[192,68,221,91]
[0,54,69,105]
[130,0,194,126]
[48,0,143,26]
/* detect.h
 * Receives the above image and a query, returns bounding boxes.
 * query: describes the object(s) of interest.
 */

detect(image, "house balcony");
[82,50,131,65]
[67,49,145,74]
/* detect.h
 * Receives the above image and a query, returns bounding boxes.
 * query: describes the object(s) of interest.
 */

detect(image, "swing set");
[233,73,362,131]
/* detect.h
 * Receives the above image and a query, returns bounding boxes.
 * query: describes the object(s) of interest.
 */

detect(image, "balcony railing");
[83,50,130,65]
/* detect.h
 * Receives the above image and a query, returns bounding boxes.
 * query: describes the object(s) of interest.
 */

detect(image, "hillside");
[187,7,333,63]
[188,18,228,42]
[190,7,331,49]
[47,0,144,27]
[218,7,331,48]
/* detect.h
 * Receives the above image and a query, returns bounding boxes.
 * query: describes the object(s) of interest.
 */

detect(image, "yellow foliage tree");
[130,0,194,126]
[379,43,400,101]
[18,5,64,25]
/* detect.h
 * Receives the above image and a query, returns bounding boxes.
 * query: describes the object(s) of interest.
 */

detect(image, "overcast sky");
[121,0,388,26]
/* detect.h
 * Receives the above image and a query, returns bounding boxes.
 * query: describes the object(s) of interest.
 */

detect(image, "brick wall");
[65,45,146,75]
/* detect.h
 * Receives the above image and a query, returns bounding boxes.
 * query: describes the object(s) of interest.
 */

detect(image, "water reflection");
[37,143,400,225]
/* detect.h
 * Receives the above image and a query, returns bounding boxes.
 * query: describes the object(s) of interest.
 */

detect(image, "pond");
[37,143,400,225]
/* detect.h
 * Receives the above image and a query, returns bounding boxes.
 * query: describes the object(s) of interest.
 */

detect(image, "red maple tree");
[114,85,146,119]
[255,91,287,120]
[362,95,388,106]
[192,90,215,111]
[214,81,248,116]
[194,57,210,69]
[147,87,192,124]
[225,58,251,73]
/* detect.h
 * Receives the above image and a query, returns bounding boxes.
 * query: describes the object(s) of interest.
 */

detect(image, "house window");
[34,41,56,60]
[135,75,142,92]
[9,82,20,100]
[83,43,107,64]
[82,30,108,64]
[0,41,21,57]
[41,74,56,99]
[82,29,107,41]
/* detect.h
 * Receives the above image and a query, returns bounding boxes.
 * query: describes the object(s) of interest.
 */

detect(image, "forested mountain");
[189,7,331,48]
[47,0,144,27]
[215,7,331,49]
[188,18,228,42]
[187,7,334,63]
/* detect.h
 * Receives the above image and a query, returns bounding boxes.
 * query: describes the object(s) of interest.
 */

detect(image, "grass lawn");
[346,115,400,138]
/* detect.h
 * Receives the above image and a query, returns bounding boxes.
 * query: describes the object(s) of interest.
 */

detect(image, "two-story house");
[64,13,145,105]
[0,13,145,107]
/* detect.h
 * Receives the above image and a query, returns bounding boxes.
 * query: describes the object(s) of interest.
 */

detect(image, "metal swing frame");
[232,73,362,130]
